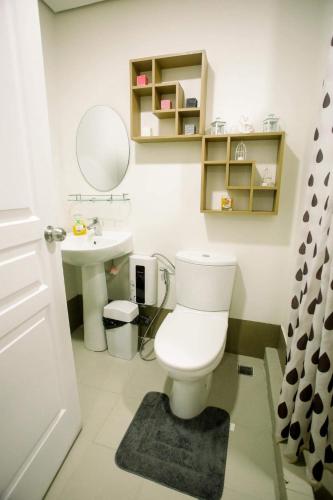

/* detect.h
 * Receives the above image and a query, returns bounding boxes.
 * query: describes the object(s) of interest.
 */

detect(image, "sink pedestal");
[61,231,133,350]
[82,263,108,351]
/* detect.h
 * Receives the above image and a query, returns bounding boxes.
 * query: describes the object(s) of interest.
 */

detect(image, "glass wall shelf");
[68,193,130,203]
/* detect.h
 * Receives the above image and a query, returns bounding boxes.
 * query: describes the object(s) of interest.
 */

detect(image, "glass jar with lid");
[263,113,279,132]
[210,117,226,135]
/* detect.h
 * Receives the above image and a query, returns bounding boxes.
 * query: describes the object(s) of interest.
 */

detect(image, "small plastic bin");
[103,300,139,360]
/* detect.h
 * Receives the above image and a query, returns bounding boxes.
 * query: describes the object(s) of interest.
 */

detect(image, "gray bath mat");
[115,392,230,500]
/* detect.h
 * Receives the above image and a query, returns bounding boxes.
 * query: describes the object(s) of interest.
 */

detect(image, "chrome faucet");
[87,217,103,236]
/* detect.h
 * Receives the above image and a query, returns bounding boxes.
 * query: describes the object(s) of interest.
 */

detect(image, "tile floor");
[45,327,277,500]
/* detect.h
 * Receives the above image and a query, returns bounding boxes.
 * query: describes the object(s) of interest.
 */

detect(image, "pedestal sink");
[61,231,133,351]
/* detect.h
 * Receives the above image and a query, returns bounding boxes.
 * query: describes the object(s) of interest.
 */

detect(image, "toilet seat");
[154,306,228,373]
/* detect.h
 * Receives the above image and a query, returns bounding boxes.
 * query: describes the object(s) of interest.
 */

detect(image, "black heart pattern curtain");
[276,36,333,485]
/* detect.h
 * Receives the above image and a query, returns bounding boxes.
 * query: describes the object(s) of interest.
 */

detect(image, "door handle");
[44,225,67,243]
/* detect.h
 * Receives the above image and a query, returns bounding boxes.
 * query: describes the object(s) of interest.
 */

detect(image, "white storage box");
[103,300,139,360]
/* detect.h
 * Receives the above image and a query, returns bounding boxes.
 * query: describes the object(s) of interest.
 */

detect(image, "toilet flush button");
[202,254,210,257]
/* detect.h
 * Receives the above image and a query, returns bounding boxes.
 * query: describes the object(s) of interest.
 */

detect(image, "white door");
[0,1,81,499]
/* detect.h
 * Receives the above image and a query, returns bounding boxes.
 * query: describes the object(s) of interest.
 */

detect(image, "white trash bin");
[103,300,139,360]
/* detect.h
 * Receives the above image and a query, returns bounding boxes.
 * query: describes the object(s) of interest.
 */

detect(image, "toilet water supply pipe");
[139,253,175,362]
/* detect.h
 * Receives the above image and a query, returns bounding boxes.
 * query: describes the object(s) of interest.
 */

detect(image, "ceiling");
[43,0,106,13]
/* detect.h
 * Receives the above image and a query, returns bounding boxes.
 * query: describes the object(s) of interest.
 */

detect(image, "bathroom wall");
[39,0,333,328]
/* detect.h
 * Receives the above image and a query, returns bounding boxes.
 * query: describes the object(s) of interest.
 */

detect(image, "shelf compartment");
[230,138,280,168]
[131,93,157,138]
[153,82,181,114]
[154,51,204,84]
[131,58,152,86]
[155,51,203,69]
[252,189,277,213]
[202,163,227,211]
[153,109,176,119]
[204,136,229,162]
[132,134,202,143]
[253,163,277,187]
[178,108,200,117]
[204,161,227,166]
[132,84,153,96]
[227,161,254,187]
[228,189,251,212]
[177,113,199,136]
[154,82,179,93]
[228,132,284,141]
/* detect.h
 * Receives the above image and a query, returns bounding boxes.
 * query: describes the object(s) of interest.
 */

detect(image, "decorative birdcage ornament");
[210,116,226,135]
[263,113,279,132]
[235,142,247,161]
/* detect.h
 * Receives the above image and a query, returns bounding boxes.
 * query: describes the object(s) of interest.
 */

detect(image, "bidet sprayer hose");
[151,253,175,274]
[139,253,175,362]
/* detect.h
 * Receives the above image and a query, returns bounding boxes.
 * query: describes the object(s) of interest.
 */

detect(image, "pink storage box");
[136,74,149,86]
[161,99,172,109]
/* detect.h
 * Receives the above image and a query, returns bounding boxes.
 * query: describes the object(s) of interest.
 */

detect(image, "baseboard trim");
[66,298,287,363]
[226,317,283,359]
[138,305,170,339]
[139,307,286,360]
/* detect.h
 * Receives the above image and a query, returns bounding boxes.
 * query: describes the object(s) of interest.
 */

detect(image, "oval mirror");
[76,106,129,191]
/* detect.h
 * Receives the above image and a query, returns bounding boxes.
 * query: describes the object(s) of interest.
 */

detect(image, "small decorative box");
[136,74,148,86]
[185,97,198,108]
[161,99,172,109]
[184,123,196,135]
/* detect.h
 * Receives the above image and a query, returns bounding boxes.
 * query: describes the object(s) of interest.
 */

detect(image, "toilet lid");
[154,309,228,371]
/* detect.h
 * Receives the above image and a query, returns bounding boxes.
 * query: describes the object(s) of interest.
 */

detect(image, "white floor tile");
[135,478,192,499]
[208,353,272,431]
[94,392,149,450]
[46,334,279,500]
[57,443,142,500]
[224,423,276,499]
[222,486,266,500]
[77,384,119,433]
[76,351,135,393]
[45,386,119,499]
[122,356,171,399]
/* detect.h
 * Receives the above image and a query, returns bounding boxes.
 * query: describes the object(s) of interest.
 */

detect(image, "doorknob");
[44,225,67,243]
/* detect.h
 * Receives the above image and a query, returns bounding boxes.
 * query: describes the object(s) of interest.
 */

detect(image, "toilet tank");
[175,251,237,312]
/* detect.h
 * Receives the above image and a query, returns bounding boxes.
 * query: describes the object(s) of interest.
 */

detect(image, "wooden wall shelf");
[132,134,202,143]
[201,132,285,215]
[130,50,207,142]
[129,51,286,216]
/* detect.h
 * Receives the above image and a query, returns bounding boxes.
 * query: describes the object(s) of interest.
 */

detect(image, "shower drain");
[238,365,254,376]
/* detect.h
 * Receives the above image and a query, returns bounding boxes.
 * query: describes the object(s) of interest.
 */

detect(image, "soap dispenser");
[72,214,87,236]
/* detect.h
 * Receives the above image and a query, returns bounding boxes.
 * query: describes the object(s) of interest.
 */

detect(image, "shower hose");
[139,253,175,362]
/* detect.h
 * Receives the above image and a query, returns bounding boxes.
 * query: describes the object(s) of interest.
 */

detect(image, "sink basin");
[61,231,132,266]
[61,231,133,352]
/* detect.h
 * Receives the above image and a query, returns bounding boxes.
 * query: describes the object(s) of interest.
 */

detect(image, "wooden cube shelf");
[130,50,207,142]
[201,132,285,215]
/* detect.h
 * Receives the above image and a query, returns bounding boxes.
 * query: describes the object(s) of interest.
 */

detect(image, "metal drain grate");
[238,365,254,376]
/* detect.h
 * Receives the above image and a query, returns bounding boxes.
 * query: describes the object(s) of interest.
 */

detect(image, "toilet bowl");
[154,250,236,419]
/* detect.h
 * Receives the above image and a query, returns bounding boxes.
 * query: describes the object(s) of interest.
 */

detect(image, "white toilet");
[154,250,237,419]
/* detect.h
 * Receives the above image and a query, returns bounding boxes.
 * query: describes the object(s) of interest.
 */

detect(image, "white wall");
[39,0,333,325]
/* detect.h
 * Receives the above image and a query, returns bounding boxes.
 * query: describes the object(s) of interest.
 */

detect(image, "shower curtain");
[276,36,333,485]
